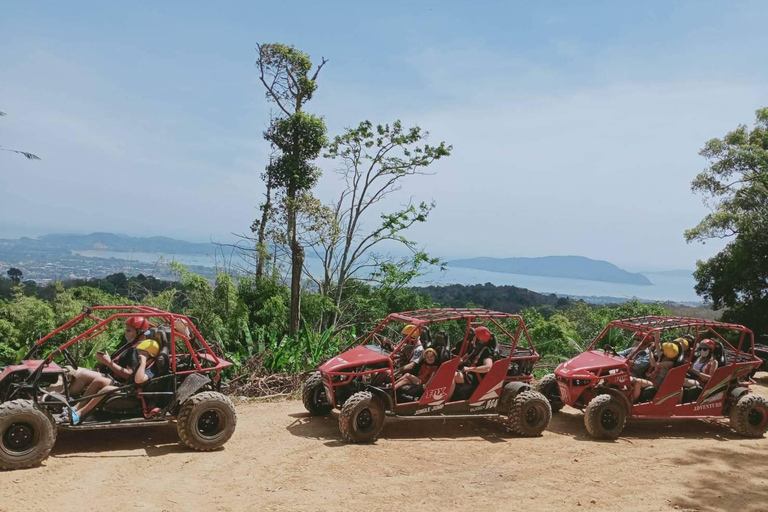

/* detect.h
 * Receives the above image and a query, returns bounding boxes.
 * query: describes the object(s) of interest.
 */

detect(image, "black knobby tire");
[730,394,768,438]
[0,399,57,470]
[584,394,627,440]
[338,391,385,443]
[302,372,332,416]
[507,390,552,437]
[177,391,237,451]
[498,382,529,414]
[535,374,564,413]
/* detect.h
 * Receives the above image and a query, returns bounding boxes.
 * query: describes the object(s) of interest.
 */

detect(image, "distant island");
[448,255,653,286]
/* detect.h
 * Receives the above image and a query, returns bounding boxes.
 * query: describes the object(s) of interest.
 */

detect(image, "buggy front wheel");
[535,374,564,413]
[584,394,627,440]
[338,391,385,443]
[302,372,332,416]
[0,400,57,470]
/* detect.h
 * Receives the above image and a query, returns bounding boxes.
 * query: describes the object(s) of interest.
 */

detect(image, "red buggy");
[302,308,552,442]
[0,306,237,470]
[537,316,768,439]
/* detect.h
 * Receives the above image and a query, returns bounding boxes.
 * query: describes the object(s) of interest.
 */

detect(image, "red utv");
[537,316,768,439]
[302,308,551,443]
[0,306,236,470]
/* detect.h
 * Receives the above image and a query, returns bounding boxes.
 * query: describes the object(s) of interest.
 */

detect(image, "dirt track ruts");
[2,374,768,512]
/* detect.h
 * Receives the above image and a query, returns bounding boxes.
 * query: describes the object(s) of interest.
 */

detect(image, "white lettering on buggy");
[415,404,444,415]
[469,399,499,412]
[425,387,447,402]
[693,402,719,412]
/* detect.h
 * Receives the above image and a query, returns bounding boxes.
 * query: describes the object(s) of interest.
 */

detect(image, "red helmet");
[125,316,150,332]
[474,326,492,343]
[699,339,716,351]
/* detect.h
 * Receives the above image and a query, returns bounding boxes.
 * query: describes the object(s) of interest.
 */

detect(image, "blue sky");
[1,1,766,270]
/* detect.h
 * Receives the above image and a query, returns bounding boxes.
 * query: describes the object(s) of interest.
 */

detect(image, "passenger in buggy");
[684,339,719,387]
[395,348,440,401]
[58,316,160,423]
[631,334,679,402]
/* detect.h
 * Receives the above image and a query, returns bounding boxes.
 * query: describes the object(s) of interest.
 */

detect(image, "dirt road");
[2,376,768,512]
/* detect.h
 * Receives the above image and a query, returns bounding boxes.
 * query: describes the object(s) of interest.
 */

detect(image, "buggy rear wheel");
[302,372,332,416]
[507,390,552,437]
[0,400,57,470]
[584,394,627,440]
[535,374,564,413]
[339,391,385,443]
[730,394,768,438]
[177,392,237,451]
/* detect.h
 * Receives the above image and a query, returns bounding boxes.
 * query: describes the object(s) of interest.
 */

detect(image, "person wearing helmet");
[449,326,496,401]
[394,324,424,377]
[684,339,719,387]
[629,332,676,401]
[61,316,159,423]
[394,347,440,401]
[647,339,679,387]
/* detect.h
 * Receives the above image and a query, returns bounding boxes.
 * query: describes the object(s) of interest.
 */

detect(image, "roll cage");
[590,316,757,364]
[25,305,231,374]
[359,307,538,363]
[4,306,232,423]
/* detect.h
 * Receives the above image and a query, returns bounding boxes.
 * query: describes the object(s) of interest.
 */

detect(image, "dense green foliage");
[0,268,433,373]
[0,270,671,377]
[686,107,768,340]
[413,283,572,313]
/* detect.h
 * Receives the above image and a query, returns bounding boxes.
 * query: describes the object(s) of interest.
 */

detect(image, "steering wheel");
[59,348,79,370]
[603,344,617,356]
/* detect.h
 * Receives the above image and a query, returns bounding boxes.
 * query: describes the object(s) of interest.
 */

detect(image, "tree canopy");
[686,107,768,339]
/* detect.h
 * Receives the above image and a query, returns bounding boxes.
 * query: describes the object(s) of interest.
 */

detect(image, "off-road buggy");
[302,308,552,443]
[0,306,236,470]
[537,316,768,439]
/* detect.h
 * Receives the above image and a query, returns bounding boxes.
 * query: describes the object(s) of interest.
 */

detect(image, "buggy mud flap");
[169,373,211,412]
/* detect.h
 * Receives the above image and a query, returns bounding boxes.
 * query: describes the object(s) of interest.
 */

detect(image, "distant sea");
[73,250,701,304]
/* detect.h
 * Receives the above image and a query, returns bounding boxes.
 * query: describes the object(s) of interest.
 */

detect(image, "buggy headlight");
[573,379,591,387]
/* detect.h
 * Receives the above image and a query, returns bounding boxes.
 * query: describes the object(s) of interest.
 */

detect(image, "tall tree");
[311,120,452,328]
[256,43,328,335]
[7,268,23,285]
[686,107,768,339]
[0,111,40,160]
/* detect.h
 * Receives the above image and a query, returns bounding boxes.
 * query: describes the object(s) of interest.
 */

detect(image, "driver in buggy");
[448,326,495,401]
[58,316,160,423]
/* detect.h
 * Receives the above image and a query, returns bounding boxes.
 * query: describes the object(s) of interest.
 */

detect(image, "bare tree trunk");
[287,184,302,336]
[255,176,273,279]
[290,238,304,335]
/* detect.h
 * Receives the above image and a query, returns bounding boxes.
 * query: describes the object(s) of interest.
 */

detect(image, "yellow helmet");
[401,324,417,336]
[674,337,689,352]
[662,342,679,359]
[136,339,160,358]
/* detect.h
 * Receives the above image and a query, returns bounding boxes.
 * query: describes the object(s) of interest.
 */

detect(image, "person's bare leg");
[632,378,653,401]
[447,372,464,401]
[69,369,102,395]
[74,376,112,412]
[76,385,118,419]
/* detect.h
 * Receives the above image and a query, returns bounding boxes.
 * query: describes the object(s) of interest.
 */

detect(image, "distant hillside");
[448,255,652,285]
[411,282,572,313]
[0,232,216,255]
